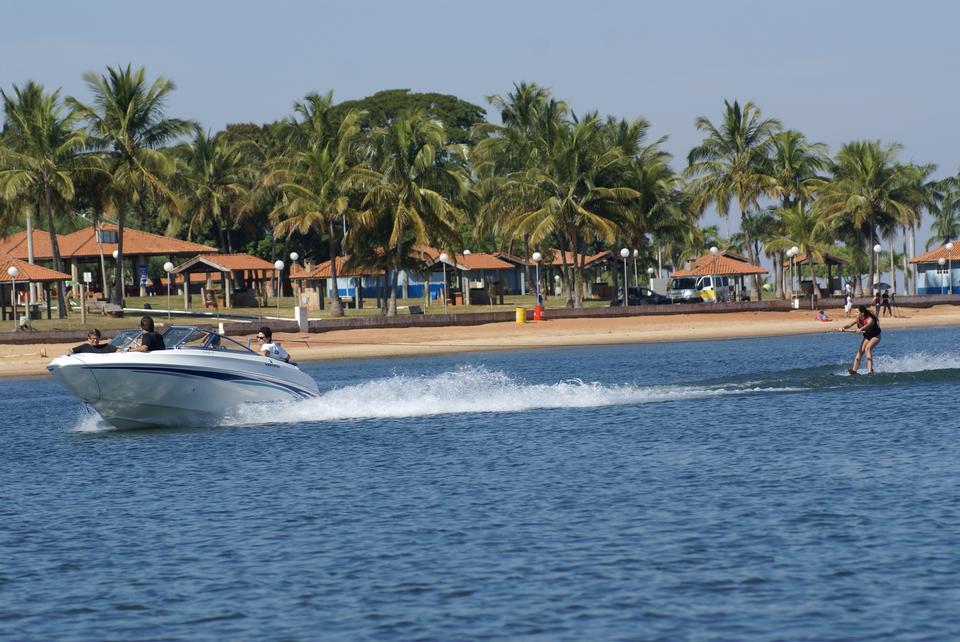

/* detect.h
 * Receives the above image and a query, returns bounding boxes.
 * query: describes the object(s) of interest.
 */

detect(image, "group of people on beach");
[67,316,288,360]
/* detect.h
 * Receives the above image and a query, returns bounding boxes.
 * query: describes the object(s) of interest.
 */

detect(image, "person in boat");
[128,315,165,352]
[256,326,289,362]
[66,328,117,355]
[840,304,880,375]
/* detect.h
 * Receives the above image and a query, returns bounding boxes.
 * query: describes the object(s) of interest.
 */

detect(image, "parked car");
[668,275,731,303]
[610,287,672,306]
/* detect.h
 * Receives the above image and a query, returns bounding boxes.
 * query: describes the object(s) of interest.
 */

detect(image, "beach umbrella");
[874,282,892,291]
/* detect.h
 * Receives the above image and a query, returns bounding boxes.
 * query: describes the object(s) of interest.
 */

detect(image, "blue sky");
[4,1,958,185]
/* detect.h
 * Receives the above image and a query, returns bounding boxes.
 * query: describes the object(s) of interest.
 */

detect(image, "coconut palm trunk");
[43,191,68,318]
[327,218,344,317]
[113,211,125,306]
[739,204,762,300]
[388,223,404,317]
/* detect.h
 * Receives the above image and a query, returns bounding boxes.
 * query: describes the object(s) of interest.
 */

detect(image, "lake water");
[4,327,960,641]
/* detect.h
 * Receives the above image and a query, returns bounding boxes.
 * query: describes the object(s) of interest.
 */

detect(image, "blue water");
[4,327,960,641]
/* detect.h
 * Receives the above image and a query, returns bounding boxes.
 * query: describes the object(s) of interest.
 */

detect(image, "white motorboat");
[48,326,319,429]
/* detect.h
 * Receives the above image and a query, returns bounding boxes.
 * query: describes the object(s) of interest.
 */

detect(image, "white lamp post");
[111,248,119,301]
[709,246,719,303]
[554,273,561,296]
[289,252,300,301]
[947,242,954,295]
[274,259,284,318]
[873,243,883,290]
[620,248,630,304]
[632,249,639,287]
[791,246,800,296]
[463,249,471,256]
[531,251,542,305]
[163,261,175,319]
[939,257,947,295]
[647,266,655,287]
[7,265,19,330]
[438,252,449,311]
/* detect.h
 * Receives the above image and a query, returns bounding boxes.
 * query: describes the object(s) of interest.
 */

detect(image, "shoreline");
[9,305,960,379]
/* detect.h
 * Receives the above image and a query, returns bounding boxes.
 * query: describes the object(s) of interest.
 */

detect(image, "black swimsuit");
[859,315,881,340]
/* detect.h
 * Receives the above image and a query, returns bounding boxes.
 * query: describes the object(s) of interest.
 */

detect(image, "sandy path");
[10,304,959,379]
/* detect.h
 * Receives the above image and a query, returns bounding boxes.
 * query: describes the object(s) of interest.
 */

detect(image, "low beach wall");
[2,294,953,344]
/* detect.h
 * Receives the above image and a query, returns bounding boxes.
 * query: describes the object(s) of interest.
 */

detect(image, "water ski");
[847,368,858,376]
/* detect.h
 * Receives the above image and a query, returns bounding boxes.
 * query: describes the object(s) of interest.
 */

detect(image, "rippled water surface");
[4,328,960,640]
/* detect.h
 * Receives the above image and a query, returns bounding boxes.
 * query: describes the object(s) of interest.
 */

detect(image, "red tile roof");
[781,252,849,267]
[909,242,960,264]
[0,230,69,260]
[0,254,72,282]
[416,246,516,270]
[305,256,379,278]
[172,253,277,274]
[544,249,612,268]
[672,251,768,277]
[58,224,216,259]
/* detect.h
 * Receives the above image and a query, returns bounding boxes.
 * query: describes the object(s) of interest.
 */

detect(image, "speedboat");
[48,326,319,429]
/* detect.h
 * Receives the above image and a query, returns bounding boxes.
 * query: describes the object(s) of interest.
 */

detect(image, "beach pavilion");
[420,248,515,305]
[169,254,280,309]
[492,249,615,299]
[781,252,849,297]
[909,242,959,295]
[0,225,215,298]
[672,250,768,301]
[0,253,72,322]
[290,256,382,310]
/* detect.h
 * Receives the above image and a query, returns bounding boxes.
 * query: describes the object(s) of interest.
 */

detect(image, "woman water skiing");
[840,304,881,375]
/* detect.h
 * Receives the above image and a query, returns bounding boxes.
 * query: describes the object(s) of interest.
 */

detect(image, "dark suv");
[610,287,672,306]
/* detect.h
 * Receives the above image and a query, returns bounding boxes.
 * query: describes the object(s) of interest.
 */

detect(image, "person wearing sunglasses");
[66,328,117,355]
[256,326,289,362]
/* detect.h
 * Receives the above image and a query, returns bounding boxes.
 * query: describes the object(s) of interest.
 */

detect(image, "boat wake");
[221,365,799,426]
[70,352,960,431]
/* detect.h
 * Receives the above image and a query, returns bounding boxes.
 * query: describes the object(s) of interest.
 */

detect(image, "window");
[936,265,950,274]
[96,230,118,244]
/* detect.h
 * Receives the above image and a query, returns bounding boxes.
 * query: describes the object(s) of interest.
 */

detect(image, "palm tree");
[0,81,95,318]
[68,65,194,305]
[268,107,372,317]
[501,114,638,306]
[361,109,464,316]
[766,130,829,297]
[173,129,251,250]
[686,100,781,300]
[764,204,832,294]
[472,83,558,291]
[818,141,927,294]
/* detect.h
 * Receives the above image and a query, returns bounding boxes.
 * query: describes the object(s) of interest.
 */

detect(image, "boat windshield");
[108,329,142,351]
[162,326,255,354]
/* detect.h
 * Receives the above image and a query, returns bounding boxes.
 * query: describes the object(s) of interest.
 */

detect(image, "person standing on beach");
[844,291,853,317]
[881,290,892,317]
[873,291,882,316]
[840,304,881,375]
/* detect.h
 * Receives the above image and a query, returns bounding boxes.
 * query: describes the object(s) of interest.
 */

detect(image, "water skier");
[839,304,881,375]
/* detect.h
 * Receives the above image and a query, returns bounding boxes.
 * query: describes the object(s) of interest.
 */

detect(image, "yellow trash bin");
[515,307,526,324]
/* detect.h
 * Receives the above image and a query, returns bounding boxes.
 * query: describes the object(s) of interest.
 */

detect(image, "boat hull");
[49,350,319,429]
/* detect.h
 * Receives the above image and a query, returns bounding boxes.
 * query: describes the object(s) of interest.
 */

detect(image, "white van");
[669,275,732,303]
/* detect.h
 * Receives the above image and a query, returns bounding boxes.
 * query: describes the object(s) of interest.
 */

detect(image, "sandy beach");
[6,305,960,378]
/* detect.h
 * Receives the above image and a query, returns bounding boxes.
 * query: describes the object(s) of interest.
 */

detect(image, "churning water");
[4,327,960,640]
